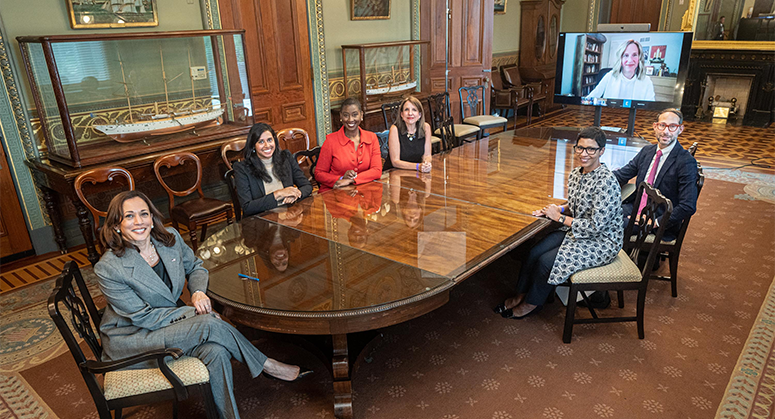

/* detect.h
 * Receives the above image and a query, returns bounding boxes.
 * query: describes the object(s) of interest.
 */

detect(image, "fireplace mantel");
[681,49,774,127]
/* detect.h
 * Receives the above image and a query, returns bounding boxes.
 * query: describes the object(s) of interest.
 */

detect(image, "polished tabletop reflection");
[199,217,453,313]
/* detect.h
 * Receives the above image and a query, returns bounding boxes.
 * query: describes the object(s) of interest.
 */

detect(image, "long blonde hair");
[611,40,646,81]
[393,96,426,139]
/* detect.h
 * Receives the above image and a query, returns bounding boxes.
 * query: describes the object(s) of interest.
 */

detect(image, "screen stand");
[593,106,637,137]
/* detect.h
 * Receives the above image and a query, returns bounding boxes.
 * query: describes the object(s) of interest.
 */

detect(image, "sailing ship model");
[93,48,223,143]
[365,65,417,96]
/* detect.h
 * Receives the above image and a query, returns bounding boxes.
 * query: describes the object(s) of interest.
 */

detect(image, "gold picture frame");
[495,0,507,14]
[67,0,159,29]
[351,0,391,20]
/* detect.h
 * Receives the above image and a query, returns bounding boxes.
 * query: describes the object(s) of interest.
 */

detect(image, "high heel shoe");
[265,367,313,382]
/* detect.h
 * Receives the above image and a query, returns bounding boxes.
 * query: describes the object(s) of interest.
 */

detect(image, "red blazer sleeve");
[314,136,339,189]
[354,131,383,184]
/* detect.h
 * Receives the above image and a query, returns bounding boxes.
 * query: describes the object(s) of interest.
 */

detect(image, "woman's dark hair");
[393,96,426,140]
[100,190,175,257]
[242,122,289,183]
[576,126,607,149]
[340,97,363,113]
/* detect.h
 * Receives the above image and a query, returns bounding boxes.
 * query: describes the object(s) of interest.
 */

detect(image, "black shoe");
[265,367,313,382]
[506,305,543,319]
[493,303,509,315]
[577,291,611,309]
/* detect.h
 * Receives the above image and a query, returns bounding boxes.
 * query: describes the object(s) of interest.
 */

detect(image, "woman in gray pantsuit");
[95,191,311,419]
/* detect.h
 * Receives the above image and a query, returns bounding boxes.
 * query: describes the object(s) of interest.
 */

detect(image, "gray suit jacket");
[94,227,208,361]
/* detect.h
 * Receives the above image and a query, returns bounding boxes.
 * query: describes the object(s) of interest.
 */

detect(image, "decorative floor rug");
[1,176,773,418]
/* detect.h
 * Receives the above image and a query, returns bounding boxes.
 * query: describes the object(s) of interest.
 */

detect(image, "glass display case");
[17,30,253,168]
[341,40,429,107]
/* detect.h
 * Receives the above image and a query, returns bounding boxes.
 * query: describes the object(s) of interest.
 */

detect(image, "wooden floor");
[1,105,772,293]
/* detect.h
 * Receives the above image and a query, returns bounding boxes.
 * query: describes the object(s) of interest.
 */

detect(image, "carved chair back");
[220,138,246,170]
[153,152,204,209]
[458,85,488,120]
[276,128,310,156]
[74,167,135,236]
[426,93,454,151]
[381,100,402,131]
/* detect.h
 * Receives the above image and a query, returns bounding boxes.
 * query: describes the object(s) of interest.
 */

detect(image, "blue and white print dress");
[548,163,623,285]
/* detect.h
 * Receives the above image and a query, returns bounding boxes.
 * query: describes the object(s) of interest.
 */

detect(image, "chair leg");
[226,209,234,226]
[172,401,179,419]
[636,286,647,339]
[668,252,679,297]
[617,290,624,308]
[115,408,123,419]
[189,225,199,252]
[200,383,219,419]
[527,99,533,125]
[200,223,208,243]
[563,285,578,343]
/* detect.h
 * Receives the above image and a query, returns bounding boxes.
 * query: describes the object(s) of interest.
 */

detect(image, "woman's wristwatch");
[558,214,567,224]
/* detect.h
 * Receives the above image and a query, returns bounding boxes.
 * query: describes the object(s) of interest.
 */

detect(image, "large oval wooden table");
[200,127,648,418]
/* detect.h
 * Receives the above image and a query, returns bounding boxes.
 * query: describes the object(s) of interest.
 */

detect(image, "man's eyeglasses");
[654,122,681,132]
[573,146,601,155]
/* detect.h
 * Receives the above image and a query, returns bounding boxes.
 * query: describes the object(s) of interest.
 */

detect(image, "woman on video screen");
[585,39,655,101]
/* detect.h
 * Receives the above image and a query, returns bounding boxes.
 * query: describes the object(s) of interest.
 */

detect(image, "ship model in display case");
[17,29,253,167]
[341,40,430,107]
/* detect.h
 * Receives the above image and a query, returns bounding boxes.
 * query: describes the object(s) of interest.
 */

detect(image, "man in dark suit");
[614,108,699,242]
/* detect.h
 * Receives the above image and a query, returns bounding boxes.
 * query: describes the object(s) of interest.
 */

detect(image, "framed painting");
[351,0,391,20]
[67,0,159,29]
[495,0,507,14]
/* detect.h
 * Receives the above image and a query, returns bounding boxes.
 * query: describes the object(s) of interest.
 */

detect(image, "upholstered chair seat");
[570,250,642,284]
[462,115,509,128]
[436,124,479,138]
[171,198,233,221]
[104,356,210,401]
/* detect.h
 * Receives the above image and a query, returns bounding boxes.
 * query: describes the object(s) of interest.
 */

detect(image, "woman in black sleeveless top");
[386,96,433,172]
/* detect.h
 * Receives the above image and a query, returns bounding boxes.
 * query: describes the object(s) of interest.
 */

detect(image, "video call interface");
[555,32,690,110]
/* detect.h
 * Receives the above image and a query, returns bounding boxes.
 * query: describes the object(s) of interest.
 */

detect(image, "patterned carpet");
[0,177,773,419]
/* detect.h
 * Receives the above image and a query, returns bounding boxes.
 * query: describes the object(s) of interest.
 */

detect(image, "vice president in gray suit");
[95,191,310,419]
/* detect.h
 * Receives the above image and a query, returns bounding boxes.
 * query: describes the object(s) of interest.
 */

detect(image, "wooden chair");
[74,166,135,243]
[426,92,478,149]
[559,182,673,343]
[153,152,233,251]
[220,138,246,170]
[276,128,310,156]
[381,100,443,154]
[642,164,705,297]
[224,169,242,222]
[687,141,699,156]
[293,146,322,189]
[458,85,508,136]
[48,261,217,419]
[500,64,546,118]
[491,66,533,127]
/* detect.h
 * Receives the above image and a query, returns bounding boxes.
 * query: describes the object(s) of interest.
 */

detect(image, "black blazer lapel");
[153,238,184,299]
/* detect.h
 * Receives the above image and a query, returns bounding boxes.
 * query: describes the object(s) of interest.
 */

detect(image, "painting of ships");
[93,47,223,143]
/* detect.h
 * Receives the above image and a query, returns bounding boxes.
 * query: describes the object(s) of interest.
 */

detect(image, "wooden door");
[610,0,662,30]
[0,138,33,259]
[422,0,494,123]
[219,0,318,146]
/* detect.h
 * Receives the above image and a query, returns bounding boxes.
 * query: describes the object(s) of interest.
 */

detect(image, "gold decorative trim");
[350,0,391,21]
[66,0,159,29]
[692,41,775,51]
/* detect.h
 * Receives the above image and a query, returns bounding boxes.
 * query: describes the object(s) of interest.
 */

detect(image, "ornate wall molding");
[200,0,221,30]
[309,0,332,145]
[0,17,47,230]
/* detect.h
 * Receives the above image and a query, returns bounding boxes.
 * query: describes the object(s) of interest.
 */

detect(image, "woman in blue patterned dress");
[494,127,623,319]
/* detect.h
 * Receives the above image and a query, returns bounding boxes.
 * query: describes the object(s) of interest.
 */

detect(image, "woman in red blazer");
[315,98,382,192]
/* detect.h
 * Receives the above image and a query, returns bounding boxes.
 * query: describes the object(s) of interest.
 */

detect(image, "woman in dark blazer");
[233,123,312,217]
[95,191,310,419]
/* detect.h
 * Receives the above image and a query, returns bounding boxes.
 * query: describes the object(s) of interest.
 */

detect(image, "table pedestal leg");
[332,333,353,419]
[73,199,99,264]
[42,187,67,253]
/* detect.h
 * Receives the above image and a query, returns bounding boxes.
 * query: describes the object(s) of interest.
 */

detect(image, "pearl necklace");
[141,243,159,265]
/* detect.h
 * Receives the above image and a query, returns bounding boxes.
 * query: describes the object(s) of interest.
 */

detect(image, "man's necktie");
[638,149,663,215]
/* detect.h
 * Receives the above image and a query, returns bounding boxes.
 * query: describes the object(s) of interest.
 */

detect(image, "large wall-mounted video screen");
[554,32,693,110]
